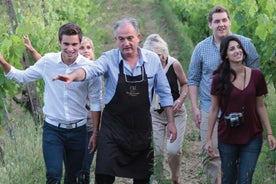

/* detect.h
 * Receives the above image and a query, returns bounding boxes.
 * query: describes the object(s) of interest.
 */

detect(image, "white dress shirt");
[6,52,102,123]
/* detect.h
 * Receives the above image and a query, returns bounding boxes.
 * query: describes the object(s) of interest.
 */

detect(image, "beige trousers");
[151,105,187,183]
[200,111,221,184]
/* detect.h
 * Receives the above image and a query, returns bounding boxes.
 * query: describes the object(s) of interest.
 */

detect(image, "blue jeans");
[218,138,262,184]
[43,122,87,184]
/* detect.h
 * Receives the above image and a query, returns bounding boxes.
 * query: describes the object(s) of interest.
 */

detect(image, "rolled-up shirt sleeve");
[88,76,102,111]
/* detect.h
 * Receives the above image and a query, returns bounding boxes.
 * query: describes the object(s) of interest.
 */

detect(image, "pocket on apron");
[113,124,152,153]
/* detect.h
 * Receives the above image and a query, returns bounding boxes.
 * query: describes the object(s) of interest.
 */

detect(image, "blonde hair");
[143,34,169,60]
[81,36,95,60]
[82,36,94,49]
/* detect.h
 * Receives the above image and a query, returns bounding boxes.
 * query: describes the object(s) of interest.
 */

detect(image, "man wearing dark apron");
[95,61,153,183]
[53,18,177,184]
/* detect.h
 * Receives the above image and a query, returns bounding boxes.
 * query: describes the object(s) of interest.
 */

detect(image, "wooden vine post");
[4,0,44,125]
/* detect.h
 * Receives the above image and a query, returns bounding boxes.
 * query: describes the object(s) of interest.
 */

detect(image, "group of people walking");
[0,4,275,184]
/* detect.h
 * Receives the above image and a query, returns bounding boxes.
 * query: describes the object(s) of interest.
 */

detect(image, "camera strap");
[219,67,246,119]
[219,96,228,120]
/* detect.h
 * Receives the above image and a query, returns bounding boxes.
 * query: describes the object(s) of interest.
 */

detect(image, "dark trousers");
[43,122,87,184]
[95,174,150,184]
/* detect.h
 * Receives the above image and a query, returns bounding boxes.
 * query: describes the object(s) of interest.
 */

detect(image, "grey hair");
[113,18,140,37]
[143,34,169,60]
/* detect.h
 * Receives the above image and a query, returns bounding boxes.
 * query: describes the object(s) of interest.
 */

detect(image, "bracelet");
[183,91,188,97]
[267,133,273,136]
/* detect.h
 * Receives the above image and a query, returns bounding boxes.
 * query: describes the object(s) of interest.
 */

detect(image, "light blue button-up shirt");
[83,48,173,107]
[6,52,102,122]
[187,34,259,112]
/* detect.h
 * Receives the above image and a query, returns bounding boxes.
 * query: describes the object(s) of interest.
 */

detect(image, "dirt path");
[92,1,203,183]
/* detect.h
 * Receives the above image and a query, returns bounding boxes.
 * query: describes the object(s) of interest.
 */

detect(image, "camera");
[224,112,244,127]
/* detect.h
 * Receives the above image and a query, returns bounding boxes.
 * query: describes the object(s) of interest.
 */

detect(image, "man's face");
[115,23,141,58]
[59,34,81,63]
[209,12,231,39]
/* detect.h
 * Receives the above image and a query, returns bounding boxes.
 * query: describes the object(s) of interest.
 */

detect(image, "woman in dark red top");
[206,35,276,184]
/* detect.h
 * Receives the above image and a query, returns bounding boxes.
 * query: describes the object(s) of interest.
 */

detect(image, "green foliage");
[168,0,276,86]
[266,84,276,138]
[168,0,213,44]
[253,140,276,183]
[0,0,104,125]
[0,115,45,183]
[154,0,194,71]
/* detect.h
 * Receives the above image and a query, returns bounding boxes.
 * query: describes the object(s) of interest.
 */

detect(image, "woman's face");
[156,51,166,63]
[226,40,244,63]
[79,41,94,60]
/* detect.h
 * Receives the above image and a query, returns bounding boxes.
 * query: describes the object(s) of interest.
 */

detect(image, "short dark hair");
[58,23,83,42]
[208,5,230,23]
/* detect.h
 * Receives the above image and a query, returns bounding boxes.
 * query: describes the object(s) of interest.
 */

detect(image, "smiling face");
[115,23,141,59]
[59,34,81,64]
[209,12,231,40]
[226,40,244,64]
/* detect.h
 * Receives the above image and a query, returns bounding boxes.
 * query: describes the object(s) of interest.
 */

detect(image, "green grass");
[266,85,276,133]
[252,84,276,184]
[0,114,45,184]
[0,90,275,184]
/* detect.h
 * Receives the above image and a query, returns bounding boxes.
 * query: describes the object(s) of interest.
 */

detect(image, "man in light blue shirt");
[188,5,259,184]
[54,18,177,184]
[0,23,102,183]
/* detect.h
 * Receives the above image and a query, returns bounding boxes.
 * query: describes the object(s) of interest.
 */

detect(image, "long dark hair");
[213,35,247,96]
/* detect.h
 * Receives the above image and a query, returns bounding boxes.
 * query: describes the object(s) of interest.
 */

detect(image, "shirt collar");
[57,52,82,65]
[138,47,149,65]
[211,32,233,46]
[118,47,147,66]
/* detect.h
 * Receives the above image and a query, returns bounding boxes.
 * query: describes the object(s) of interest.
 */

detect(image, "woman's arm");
[23,35,42,62]
[173,60,188,113]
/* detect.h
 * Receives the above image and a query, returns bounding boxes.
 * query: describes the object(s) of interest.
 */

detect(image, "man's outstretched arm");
[53,68,86,85]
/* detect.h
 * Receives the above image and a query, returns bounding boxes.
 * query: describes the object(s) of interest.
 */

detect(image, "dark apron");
[95,60,153,179]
